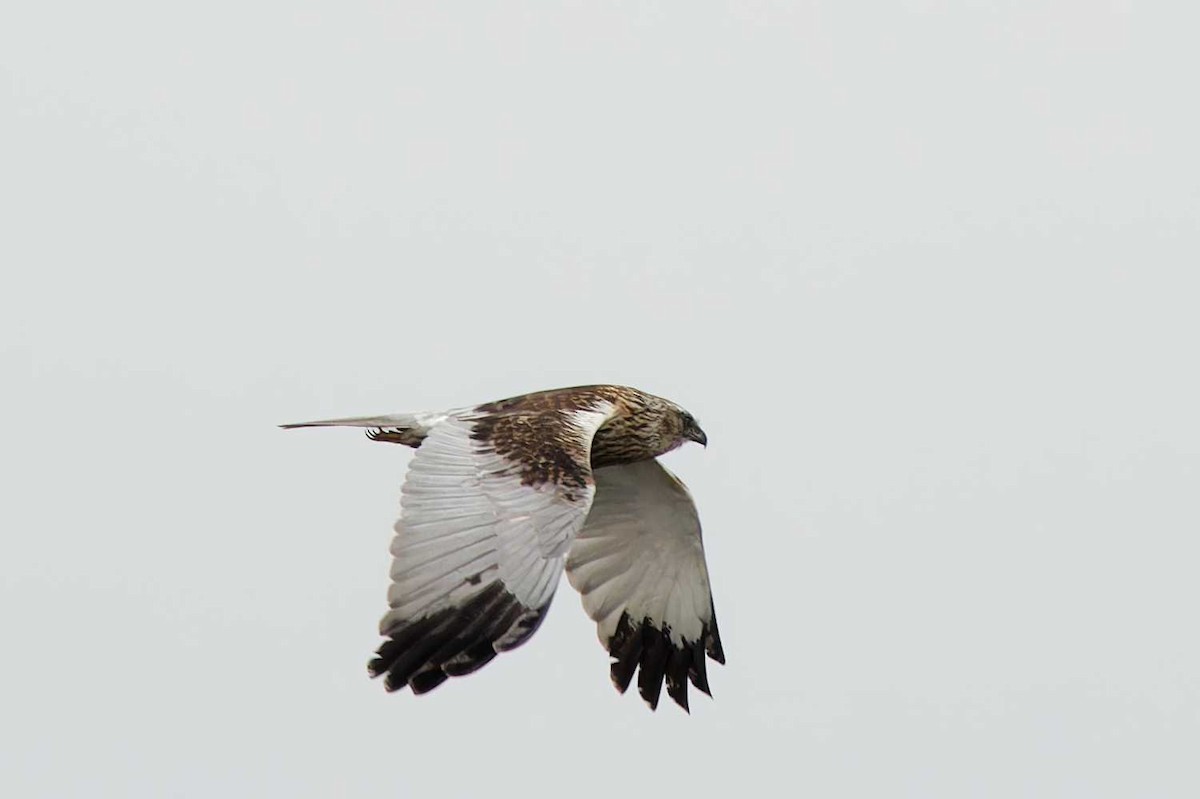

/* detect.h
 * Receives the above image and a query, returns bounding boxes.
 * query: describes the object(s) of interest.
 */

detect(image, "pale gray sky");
[3,3,1198,797]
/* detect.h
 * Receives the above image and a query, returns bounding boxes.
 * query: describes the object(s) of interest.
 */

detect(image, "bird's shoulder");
[454,386,638,497]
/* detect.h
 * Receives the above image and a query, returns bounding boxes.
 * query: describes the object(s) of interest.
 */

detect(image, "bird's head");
[677,409,708,449]
[618,388,708,457]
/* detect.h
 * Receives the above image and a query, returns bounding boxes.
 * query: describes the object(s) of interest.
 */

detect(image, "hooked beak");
[685,425,708,448]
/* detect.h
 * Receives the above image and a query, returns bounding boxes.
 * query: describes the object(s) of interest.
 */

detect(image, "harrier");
[282,385,723,711]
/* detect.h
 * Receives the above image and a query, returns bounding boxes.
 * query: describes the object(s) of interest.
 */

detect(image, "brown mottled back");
[350,384,696,496]
[471,385,686,475]
[473,385,631,415]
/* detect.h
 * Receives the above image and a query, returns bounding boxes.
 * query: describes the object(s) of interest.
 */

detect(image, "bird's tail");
[279,413,420,430]
[280,411,448,447]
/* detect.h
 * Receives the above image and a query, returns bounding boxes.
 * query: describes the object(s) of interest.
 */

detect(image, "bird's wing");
[566,458,724,711]
[370,401,618,694]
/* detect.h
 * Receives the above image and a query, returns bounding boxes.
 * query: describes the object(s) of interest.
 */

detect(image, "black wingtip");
[705,605,726,665]
[688,640,712,697]
[609,618,643,694]
[665,647,691,712]
[606,612,723,712]
[637,623,669,711]
[409,669,449,694]
[368,584,549,697]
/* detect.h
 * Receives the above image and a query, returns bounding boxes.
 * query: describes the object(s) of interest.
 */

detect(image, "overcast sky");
[3,2,1198,797]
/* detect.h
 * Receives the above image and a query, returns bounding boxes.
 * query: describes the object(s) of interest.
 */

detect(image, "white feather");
[379,404,618,635]
[566,459,715,647]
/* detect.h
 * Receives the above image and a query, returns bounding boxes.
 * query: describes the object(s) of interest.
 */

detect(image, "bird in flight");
[282,384,723,711]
